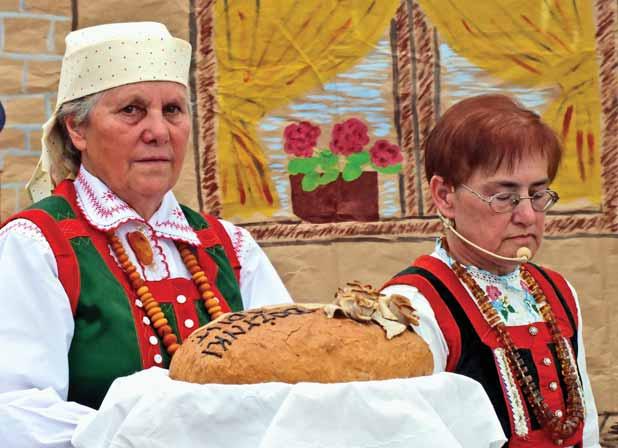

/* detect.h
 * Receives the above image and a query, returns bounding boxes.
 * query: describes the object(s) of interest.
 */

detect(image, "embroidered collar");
[433,238,520,284]
[73,166,200,245]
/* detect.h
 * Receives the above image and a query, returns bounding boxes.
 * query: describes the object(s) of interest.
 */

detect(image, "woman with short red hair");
[383,94,599,447]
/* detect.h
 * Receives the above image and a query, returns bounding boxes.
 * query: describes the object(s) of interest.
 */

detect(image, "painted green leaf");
[318,150,339,168]
[288,157,319,175]
[373,163,402,174]
[318,168,340,185]
[347,151,370,166]
[301,172,320,191]
[342,163,363,182]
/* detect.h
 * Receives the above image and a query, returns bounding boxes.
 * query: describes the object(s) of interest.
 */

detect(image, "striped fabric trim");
[494,347,530,437]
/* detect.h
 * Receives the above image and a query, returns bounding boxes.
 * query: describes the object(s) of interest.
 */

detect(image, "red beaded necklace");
[445,242,584,445]
[107,231,224,357]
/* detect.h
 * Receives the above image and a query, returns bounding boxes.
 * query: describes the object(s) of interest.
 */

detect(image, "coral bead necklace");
[107,230,224,357]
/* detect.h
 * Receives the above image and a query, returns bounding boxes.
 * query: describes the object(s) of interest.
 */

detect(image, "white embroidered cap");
[27,22,192,201]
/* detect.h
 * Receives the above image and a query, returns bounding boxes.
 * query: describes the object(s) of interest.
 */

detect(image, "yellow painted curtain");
[417,0,601,207]
[214,0,401,219]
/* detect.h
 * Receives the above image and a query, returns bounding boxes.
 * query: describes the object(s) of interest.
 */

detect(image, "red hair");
[424,94,562,186]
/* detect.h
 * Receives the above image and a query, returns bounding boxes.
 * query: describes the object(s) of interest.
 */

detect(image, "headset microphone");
[437,211,532,263]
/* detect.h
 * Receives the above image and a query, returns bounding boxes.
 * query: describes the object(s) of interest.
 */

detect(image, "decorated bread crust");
[169,299,433,385]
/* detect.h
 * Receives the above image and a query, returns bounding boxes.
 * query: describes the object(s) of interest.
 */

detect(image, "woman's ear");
[429,175,456,220]
[64,115,87,152]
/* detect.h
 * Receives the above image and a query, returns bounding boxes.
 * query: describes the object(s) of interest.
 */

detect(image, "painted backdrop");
[193,0,615,240]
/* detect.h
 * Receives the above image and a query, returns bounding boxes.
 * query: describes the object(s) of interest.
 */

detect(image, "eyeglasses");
[460,184,560,213]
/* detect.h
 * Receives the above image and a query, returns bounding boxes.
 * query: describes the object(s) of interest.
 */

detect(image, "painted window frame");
[193,0,618,242]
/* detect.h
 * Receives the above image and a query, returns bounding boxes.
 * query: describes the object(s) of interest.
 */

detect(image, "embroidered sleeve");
[218,220,249,266]
[0,218,55,254]
[217,219,292,308]
[0,219,91,446]
[231,226,247,264]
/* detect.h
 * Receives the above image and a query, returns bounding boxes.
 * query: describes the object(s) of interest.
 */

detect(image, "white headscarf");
[27,21,192,201]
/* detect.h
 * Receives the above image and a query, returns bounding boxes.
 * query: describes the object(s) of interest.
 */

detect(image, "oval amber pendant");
[126,231,154,266]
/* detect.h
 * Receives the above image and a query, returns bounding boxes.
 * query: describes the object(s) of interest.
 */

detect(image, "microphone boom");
[438,211,531,263]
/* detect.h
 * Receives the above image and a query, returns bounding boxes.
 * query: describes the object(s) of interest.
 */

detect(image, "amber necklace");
[445,241,584,445]
[107,231,224,357]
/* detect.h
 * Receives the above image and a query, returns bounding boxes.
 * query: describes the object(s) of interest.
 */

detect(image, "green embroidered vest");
[28,191,243,409]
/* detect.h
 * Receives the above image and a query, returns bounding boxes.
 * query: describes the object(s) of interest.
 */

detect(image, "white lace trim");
[494,347,530,437]
[468,266,519,283]
[433,239,543,325]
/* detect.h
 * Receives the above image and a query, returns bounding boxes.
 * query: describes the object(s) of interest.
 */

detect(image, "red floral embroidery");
[486,284,503,301]
[232,227,244,258]
[154,219,193,233]
[76,175,131,219]
[102,191,116,202]
[0,220,43,240]
[172,207,185,219]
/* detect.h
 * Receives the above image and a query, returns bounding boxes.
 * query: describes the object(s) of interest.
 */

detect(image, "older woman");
[382,95,599,447]
[0,22,291,446]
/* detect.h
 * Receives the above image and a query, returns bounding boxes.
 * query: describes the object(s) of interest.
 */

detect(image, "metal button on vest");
[154,354,163,364]
[543,357,552,366]
[554,409,563,418]
[184,319,195,329]
[177,294,187,304]
[149,336,159,345]
[528,326,539,336]
[135,299,143,308]
[143,316,151,325]
[549,381,558,391]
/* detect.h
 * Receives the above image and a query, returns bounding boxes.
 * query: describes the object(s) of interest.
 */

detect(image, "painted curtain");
[421,0,602,208]
[213,0,401,219]
[195,0,612,232]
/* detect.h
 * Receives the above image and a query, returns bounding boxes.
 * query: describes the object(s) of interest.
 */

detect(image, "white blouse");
[382,240,600,447]
[0,166,292,447]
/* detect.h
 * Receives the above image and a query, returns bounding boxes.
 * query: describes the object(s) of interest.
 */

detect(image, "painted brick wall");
[0,0,70,220]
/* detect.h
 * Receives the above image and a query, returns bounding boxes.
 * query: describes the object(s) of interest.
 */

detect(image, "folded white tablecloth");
[72,368,506,448]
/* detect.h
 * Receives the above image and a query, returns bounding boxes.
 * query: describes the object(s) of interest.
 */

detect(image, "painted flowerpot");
[289,171,379,223]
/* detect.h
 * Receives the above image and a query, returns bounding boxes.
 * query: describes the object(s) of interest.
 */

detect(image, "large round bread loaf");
[169,304,433,384]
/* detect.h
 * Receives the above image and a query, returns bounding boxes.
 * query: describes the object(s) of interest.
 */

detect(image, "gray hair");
[55,85,193,168]
[55,92,103,168]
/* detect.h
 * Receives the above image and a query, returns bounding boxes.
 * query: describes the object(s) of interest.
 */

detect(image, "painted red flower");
[329,118,370,156]
[369,140,403,167]
[283,121,321,157]
[486,285,503,301]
